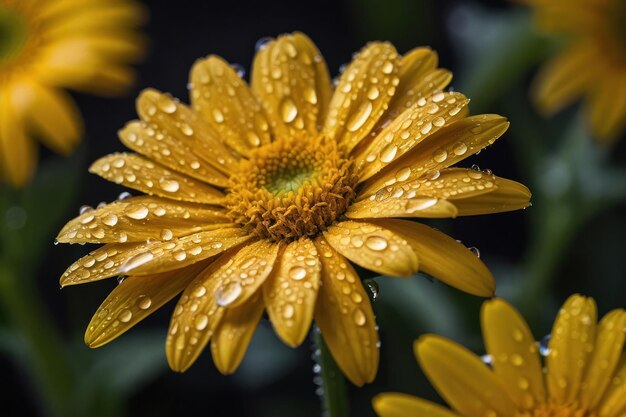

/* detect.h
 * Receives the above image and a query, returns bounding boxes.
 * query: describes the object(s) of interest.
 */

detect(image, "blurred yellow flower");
[374,295,626,417]
[0,0,146,186]
[57,32,530,386]
[523,0,626,142]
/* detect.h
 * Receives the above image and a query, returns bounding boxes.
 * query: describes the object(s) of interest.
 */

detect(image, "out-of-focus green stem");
[313,329,349,417]
[0,261,73,417]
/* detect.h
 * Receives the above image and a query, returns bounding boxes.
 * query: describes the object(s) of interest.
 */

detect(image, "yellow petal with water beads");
[118,120,228,187]
[166,256,230,372]
[89,153,225,204]
[452,177,532,216]
[56,196,231,244]
[211,293,265,374]
[324,221,418,277]
[347,195,458,220]
[323,42,400,153]
[547,294,597,405]
[85,262,206,348]
[251,32,332,137]
[375,219,494,296]
[598,356,626,417]
[190,55,270,156]
[135,88,240,173]
[356,91,470,182]
[360,114,510,195]
[263,238,321,347]
[373,393,463,417]
[314,237,378,387]
[416,335,517,417]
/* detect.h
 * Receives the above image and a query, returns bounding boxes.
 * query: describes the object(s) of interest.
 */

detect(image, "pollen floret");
[226,134,358,241]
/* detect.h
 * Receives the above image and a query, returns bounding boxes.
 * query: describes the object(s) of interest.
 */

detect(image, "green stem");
[0,261,73,417]
[313,328,349,417]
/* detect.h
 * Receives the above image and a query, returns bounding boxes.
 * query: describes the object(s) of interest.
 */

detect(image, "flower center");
[226,134,358,242]
[0,5,27,64]
[518,404,593,417]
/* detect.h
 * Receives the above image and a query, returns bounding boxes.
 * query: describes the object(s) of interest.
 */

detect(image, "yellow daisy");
[521,0,626,142]
[374,295,626,417]
[57,32,531,386]
[0,0,146,186]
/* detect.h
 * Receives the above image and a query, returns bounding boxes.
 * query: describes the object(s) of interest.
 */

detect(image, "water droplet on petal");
[365,236,388,251]
[353,308,367,326]
[215,282,242,307]
[137,295,152,310]
[346,101,372,132]
[280,98,298,124]
[539,334,551,356]
[289,266,307,280]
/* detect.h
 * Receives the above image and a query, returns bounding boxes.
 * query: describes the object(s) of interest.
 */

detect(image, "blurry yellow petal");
[375,219,494,296]
[323,42,399,152]
[10,81,82,155]
[0,91,36,187]
[347,195,458,219]
[533,43,596,115]
[190,56,270,155]
[251,32,332,137]
[547,294,597,404]
[588,75,626,142]
[212,240,280,309]
[40,1,147,28]
[481,298,546,409]
[373,393,462,417]
[580,309,626,409]
[314,237,379,386]
[452,178,531,216]
[136,89,240,174]
[89,153,224,204]
[356,92,470,182]
[416,335,517,417]
[119,120,228,187]
[361,115,509,194]
[324,220,418,277]
[263,238,321,347]
[56,196,230,244]
[85,262,206,348]
[166,256,229,372]
[598,355,626,417]
[211,293,265,374]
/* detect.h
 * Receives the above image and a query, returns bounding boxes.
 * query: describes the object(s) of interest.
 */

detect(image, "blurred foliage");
[2,1,626,417]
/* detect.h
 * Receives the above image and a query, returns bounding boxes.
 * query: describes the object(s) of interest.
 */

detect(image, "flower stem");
[0,261,73,417]
[313,328,349,417]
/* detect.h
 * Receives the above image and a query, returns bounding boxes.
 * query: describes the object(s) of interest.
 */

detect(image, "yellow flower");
[522,0,626,142]
[57,32,531,386]
[373,295,626,417]
[0,0,146,186]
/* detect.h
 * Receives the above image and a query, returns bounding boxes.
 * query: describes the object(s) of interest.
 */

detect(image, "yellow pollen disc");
[226,134,358,242]
[518,404,592,417]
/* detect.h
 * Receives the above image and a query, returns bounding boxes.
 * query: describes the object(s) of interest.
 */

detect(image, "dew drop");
[159,178,180,193]
[103,213,118,227]
[353,308,367,326]
[118,191,132,200]
[120,251,154,273]
[433,149,448,163]
[212,108,225,123]
[283,304,295,319]
[231,63,246,78]
[453,142,468,155]
[137,295,152,310]
[125,205,149,220]
[303,87,318,105]
[380,144,398,163]
[280,98,298,123]
[365,236,388,251]
[79,205,93,215]
[539,334,551,356]
[255,36,272,51]
[468,246,480,258]
[289,266,307,281]
[215,282,243,306]
[364,279,379,301]
[347,101,372,132]
[194,314,209,331]
[119,309,133,323]
[160,229,173,241]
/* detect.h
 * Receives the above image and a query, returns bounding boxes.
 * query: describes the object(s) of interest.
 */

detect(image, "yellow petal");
[533,43,596,116]
[580,309,626,409]
[0,90,36,187]
[251,32,332,137]
[356,92,470,182]
[56,196,231,244]
[481,298,546,409]
[452,178,531,216]
[598,355,626,417]
[166,256,229,372]
[323,42,399,153]
[263,238,321,347]
[314,237,379,386]
[119,120,228,187]
[89,153,224,204]
[588,74,626,142]
[373,393,462,417]
[9,81,82,155]
[360,115,509,193]
[85,262,206,348]
[211,293,265,374]
[546,294,597,404]
[190,56,270,156]
[135,89,240,174]
[40,1,147,29]
[415,335,517,417]
[212,240,280,309]
[324,220,418,277]
[374,219,494,296]
[347,195,458,220]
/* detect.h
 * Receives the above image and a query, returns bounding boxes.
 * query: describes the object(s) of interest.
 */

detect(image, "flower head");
[57,32,530,386]
[0,0,146,186]
[522,0,626,142]
[374,295,626,417]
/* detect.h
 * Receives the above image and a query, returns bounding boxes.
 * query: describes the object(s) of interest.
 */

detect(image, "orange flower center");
[225,134,358,242]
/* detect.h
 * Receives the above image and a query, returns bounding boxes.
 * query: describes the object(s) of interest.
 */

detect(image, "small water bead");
[79,205,93,215]
[160,229,173,241]
[346,101,372,132]
[303,87,318,105]
[468,246,480,258]
[255,36,272,51]
[433,148,448,163]
[159,178,180,193]
[118,191,132,200]
[280,98,298,123]
[102,214,118,227]
[119,309,133,323]
[212,108,225,123]
[194,314,209,331]
[136,295,152,310]
[289,266,307,280]
[365,236,388,251]
[481,354,494,367]
[364,279,379,301]
[283,304,295,319]
[511,354,524,366]
[380,144,398,163]
[173,251,187,261]
[120,251,154,273]
[116,275,125,285]
[539,334,551,356]
[453,142,468,155]
[353,308,367,326]
[231,63,246,78]
[215,282,243,307]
